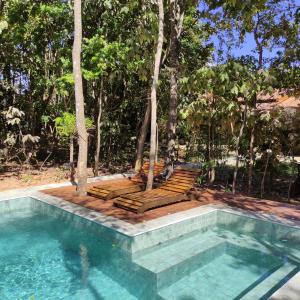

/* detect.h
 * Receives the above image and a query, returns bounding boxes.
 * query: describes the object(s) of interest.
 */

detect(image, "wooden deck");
[41,185,300,224]
[87,162,164,200]
[114,167,200,213]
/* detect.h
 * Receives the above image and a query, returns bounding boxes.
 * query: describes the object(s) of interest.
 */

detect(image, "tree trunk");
[72,0,88,196]
[94,78,103,176]
[167,66,178,175]
[247,93,258,195]
[260,153,270,198]
[258,47,263,69]
[166,0,184,176]
[232,107,247,194]
[146,0,164,190]
[249,21,263,193]
[135,97,151,172]
[232,148,240,195]
[70,135,75,183]
[247,124,255,194]
[210,119,215,183]
[155,122,159,163]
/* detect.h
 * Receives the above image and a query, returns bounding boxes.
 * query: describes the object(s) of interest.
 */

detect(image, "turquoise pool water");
[0,197,299,299]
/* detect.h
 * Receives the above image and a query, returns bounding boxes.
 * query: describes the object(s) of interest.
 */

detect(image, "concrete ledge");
[269,272,300,300]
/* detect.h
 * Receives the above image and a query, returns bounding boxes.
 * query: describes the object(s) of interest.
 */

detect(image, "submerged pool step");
[79,268,138,299]
[241,262,298,300]
[133,230,225,290]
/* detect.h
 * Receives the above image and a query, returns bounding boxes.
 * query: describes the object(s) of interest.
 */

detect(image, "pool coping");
[0,178,299,237]
[269,271,300,300]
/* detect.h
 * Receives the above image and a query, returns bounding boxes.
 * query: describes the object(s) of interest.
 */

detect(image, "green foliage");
[83,35,130,80]
[54,112,93,138]
[0,0,298,197]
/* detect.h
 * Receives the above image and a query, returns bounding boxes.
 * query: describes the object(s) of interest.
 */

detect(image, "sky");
[206,0,300,63]
[211,32,281,62]
[228,33,277,58]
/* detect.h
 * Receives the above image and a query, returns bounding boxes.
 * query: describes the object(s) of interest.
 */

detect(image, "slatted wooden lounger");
[113,166,200,213]
[87,162,164,200]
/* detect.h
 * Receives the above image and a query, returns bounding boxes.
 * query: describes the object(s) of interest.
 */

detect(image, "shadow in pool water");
[39,215,115,299]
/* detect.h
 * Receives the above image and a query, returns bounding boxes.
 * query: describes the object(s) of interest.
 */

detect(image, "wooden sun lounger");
[113,167,200,213]
[87,162,164,200]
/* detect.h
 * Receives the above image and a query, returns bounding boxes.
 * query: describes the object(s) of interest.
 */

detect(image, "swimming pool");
[0,197,299,299]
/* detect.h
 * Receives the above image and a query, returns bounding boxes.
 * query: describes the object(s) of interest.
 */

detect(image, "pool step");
[133,230,225,290]
[241,262,298,300]
[156,251,295,300]
[97,250,158,299]
[77,268,138,299]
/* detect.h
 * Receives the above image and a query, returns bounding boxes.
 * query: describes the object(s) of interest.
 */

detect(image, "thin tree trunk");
[260,152,270,198]
[258,47,263,69]
[287,153,295,202]
[70,135,75,183]
[232,107,247,194]
[248,90,258,194]
[146,0,164,190]
[94,78,103,176]
[135,97,151,172]
[166,0,184,176]
[232,148,240,194]
[207,118,211,181]
[248,124,255,194]
[167,67,178,174]
[155,122,159,163]
[72,0,88,196]
[210,119,215,183]
[249,15,263,193]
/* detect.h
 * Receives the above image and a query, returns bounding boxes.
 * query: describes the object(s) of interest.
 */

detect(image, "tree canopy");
[0,0,299,198]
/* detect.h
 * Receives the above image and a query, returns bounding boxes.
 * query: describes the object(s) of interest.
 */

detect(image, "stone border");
[0,177,299,236]
[269,271,300,300]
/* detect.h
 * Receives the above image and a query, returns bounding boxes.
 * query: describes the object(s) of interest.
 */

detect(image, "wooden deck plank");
[114,198,141,208]
[87,161,164,200]
[112,167,200,213]
[168,176,196,182]
[89,188,110,194]
[160,184,188,191]
[123,189,171,200]
[115,193,188,213]
[163,181,193,188]
[163,182,192,189]
[114,198,143,206]
[160,186,189,193]
[89,165,199,211]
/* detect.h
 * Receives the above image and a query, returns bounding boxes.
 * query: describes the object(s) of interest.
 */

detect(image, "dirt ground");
[0,164,100,191]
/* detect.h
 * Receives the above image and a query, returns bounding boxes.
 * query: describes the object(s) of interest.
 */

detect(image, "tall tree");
[247,1,297,193]
[166,0,185,176]
[72,0,88,195]
[146,0,164,190]
[206,0,297,194]
[135,97,151,171]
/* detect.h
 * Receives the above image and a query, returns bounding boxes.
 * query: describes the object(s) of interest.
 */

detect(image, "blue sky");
[207,0,300,62]
[211,32,280,62]
[229,33,277,58]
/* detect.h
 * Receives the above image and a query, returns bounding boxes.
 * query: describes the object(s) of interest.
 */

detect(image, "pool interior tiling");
[0,197,299,299]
